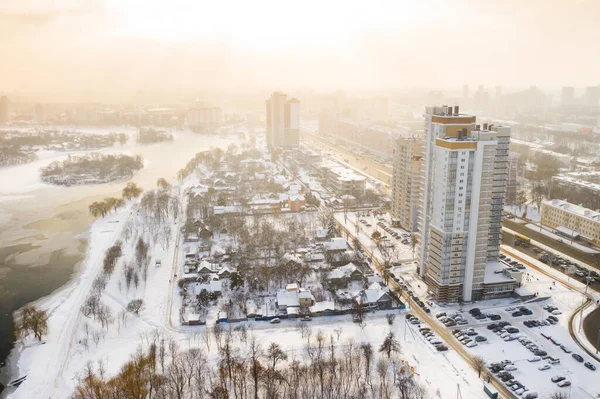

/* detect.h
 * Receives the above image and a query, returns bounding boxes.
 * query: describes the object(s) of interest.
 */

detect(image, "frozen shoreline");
[2,206,130,398]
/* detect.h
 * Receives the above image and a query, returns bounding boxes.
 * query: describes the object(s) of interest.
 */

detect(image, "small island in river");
[39,152,144,186]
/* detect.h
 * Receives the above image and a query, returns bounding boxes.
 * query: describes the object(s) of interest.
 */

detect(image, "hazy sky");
[1,0,599,100]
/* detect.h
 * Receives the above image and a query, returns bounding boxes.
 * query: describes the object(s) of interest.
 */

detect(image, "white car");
[504,365,518,371]
[528,356,541,362]
[269,318,281,324]
[466,341,477,348]
[552,310,562,315]
[538,364,551,371]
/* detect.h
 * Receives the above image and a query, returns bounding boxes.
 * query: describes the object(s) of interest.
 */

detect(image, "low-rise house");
[316,228,329,241]
[325,237,348,252]
[197,260,214,275]
[276,288,315,311]
[288,194,306,212]
[217,266,232,279]
[199,227,213,240]
[192,280,222,295]
[358,283,393,309]
[327,263,364,287]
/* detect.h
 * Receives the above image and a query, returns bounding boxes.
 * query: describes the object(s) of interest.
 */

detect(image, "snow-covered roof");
[325,237,348,251]
[286,283,299,291]
[483,261,516,284]
[327,263,359,280]
[310,301,335,313]
[192,280,222,294]
[543,199,600,222]
[316,228,329,238]
[276,290,299,308]
[362,288,389,304]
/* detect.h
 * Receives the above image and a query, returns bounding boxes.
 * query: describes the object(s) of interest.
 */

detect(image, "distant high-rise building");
[0,96,9,123]
[391,136,423,232]
[560,86,575,106]
[418,105,515,302]
[495,86,502,99]
[463,85,469,99]
[266,92,300,149]
[584,86,600,107]
[186,107,223,129]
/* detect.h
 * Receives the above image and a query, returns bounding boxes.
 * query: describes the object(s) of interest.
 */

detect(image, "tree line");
[73,324,429,399]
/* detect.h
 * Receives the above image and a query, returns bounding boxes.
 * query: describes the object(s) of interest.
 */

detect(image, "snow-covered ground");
[505,205,542,223]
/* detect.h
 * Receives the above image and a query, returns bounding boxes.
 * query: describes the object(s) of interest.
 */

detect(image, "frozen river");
[0,126,232,385]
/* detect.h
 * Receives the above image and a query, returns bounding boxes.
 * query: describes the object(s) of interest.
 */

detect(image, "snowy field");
[505,205,542,223]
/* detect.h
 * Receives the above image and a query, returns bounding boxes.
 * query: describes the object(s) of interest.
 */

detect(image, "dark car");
[506,327,519,334]
[584,362,596,371]
[436,345,448,352]
[512,311,523,317]
[551,376,566,383]
[490,314,502,321]
[572,354,584,363]
[487,323,499,330]
[475,336,487,342]
[534,350,547,357]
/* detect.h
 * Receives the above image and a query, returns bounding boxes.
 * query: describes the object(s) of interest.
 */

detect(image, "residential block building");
[391,136,423,232]
[541,199,600,246]
[418,105,514,302]
[266,92,300,149]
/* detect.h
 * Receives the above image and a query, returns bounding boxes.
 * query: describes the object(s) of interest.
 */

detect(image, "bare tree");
[471,355,486,378]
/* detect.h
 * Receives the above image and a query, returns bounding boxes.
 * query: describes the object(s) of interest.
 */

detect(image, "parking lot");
[429,273,600,398]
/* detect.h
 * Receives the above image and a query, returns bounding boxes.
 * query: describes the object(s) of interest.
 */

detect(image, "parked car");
[584,361,596,371]
[270,318,281,324]
[524,392,539,399]
[557,381,571,388]
[560,345,572,353]
[572,354,584,362]
[538,364,551,371]
[436,345,448,352]
[504,365,517,371]
[300,316,312,321]
[551,376,565,383]
[475,336,487,342]
[528,357,541,362]
[512,311,523,317]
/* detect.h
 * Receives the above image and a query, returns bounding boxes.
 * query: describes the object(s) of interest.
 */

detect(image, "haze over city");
[1,0,600,101]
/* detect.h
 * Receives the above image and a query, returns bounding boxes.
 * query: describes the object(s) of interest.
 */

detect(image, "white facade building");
[418,105,514,302]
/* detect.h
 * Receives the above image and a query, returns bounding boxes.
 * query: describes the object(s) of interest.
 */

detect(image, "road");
[500,246,600,363]
[503,219,600,270]
[333,217,518,399]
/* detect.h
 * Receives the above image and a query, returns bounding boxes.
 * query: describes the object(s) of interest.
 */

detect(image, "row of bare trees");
[73,326,428,399]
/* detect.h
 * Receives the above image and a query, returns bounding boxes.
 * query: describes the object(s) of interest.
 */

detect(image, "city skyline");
[1,0,599,101]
